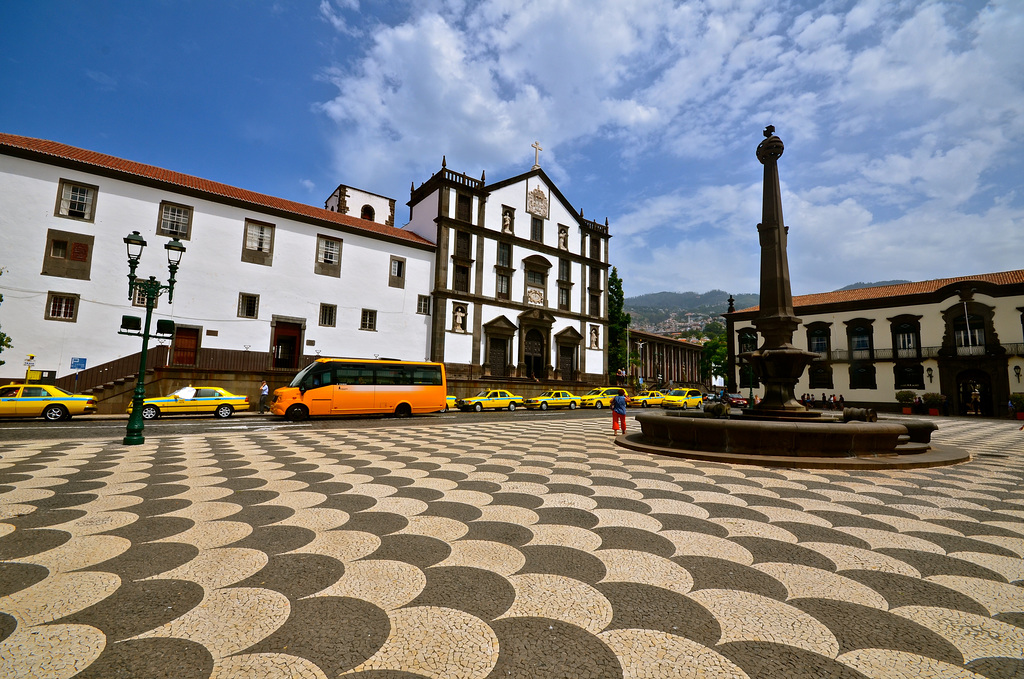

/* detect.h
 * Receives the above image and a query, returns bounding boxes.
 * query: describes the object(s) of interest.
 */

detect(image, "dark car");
[723,393,749,408]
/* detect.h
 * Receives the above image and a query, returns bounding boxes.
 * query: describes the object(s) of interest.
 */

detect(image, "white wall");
[0,153,435,381]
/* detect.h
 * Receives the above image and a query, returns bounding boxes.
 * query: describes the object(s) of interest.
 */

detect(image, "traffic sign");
[71,357,87,370]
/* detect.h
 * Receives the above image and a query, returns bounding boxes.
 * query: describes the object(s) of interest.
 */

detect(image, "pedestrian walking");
[259,380,269,414]
[611,389,628,435]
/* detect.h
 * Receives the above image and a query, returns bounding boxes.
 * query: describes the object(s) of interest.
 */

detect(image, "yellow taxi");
[661,388,704,410]
[580,386,629,409]
[456,389,524,412]
[0,383,97,421]
[522,390,581,410]
[628,390,665,408]
[439,396,458,412]
[129,386,249,419]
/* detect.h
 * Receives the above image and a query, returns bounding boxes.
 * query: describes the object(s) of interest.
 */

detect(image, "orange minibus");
[270,357,446,421]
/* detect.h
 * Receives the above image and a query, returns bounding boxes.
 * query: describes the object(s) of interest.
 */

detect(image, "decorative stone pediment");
[518,308,556,326]
[554,326,583,342]
[483,315,518,333]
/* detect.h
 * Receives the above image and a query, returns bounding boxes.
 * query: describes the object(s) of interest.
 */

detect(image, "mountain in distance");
[624,289,759,332]
[833,280,911,291]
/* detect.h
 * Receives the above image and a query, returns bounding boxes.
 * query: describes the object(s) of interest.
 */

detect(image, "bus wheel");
[474,403,483,412]
[285,404,309,422]
[395,403,412,417]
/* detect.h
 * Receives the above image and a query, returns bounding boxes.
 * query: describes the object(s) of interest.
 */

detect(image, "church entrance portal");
[957,369,992,416]
[524,329,547,380]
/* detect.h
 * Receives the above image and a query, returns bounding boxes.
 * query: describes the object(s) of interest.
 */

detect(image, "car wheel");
[474,403,483,412]
[508,402,516,412]
[595,401,603,409]
[569,401,577,410]
[641,401,649,408]
[215,404,234,418]
[540,402,548,411]
[141,405,160,420]
[43,404,68,422]
[682,402,687,410]
[442,404,449,413]
[285,404,309,421]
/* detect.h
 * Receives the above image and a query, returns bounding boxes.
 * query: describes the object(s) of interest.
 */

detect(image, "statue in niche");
[590,325,599,349]
[558,226,568,250]
[502,209,514,234]
[452,305,467,332]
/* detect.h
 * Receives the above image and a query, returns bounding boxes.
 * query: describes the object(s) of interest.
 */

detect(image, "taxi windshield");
[539,392,556,397]
[586,389,603,395]
[474,390,491,397]
[670,390,687,396]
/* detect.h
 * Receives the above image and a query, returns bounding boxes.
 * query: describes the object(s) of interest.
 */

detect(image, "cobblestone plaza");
[2,417,1023,678]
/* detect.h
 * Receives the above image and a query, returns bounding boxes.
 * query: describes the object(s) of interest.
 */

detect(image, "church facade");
[403,156,610,385]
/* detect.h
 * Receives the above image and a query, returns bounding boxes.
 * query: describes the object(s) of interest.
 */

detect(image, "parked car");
[456,389,523,412]
[0,383,97,421]
[439,395,458,412]
[661,388,704,410]
[723,393,749,408]
[580,387,629,409]
[628,390,665,407]
[128,386,249,419]
[523,390,581,410]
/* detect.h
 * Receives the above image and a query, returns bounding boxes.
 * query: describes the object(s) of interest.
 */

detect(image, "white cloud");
[314,0,1024,296]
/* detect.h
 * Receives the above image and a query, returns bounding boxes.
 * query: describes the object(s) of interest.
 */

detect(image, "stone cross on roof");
[532,141,543,169]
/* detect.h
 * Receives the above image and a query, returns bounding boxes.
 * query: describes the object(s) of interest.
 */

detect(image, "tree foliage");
[607,267,630,375]
[0,269,11,367]
[700,334,728,382]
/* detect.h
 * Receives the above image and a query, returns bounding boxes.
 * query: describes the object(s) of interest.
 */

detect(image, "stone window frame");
[41,228,94,281]
[314,235,342,277]
[558,285,571,311]
[496,272,511,300]
[319,303,337,327]
[361,204,375,221]
[241,219,275,266]
[389,256,406,289]
[497,242,512,268]
[455,193,473,223]
[54,179,98,222]
[360,308,377,331]
[45,291,80,322]
[531,216,544,243]
[237,292,260,319]
[844,318,875,361]
[156,201,194,240]
[805,322,832,358]
[453,263,470,293]
[589,293,601,317]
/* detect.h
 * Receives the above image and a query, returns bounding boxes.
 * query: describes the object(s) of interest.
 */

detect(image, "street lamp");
[120,231,185,445]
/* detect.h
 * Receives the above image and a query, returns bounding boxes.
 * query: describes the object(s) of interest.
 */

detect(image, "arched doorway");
[957,369,992,416]
[524,329,547,380]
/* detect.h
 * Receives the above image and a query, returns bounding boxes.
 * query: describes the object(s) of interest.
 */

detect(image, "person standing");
[259,380,269,414]
[611,389,628,435]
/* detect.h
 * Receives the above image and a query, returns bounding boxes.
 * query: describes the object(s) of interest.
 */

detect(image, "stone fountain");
[617,127,968,469]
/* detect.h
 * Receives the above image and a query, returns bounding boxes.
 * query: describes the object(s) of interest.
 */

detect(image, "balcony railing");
[816,342,1022,363]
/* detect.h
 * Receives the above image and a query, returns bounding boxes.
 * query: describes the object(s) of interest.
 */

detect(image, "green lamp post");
[120,231,185,445]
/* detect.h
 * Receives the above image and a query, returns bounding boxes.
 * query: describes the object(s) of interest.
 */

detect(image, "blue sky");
[2,0,1021,298]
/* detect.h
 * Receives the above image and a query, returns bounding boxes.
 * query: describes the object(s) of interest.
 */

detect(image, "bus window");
[336,364,374,385]
[411,366,443,385]
[375,367,413,385]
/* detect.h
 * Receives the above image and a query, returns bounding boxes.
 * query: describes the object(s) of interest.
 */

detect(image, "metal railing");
[819,342,1022,363]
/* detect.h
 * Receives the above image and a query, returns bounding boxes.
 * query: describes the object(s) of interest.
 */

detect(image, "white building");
[404,157,610,383]
[0,132,436,386]
[725,271,1024,414]
[0,133,611,400]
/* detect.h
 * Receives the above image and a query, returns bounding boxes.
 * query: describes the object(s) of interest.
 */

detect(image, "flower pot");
[1016,412,1024,420]
[928,408,940,416]
[902,407,912,415]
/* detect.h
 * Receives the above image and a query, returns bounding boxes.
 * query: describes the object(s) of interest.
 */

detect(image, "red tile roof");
[736,269,1024,313]
[0,132,434,248]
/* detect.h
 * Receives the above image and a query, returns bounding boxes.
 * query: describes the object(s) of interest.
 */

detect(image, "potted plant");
[1011,393,1024,420]
[922,392,944,416]
[895,390,916,415]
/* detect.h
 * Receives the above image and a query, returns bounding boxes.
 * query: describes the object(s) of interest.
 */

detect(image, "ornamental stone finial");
[756,124,784,165]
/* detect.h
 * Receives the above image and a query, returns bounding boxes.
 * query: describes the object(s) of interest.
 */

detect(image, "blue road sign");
[70,357,87,370]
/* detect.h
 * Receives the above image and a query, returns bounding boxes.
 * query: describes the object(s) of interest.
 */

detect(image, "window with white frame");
[496,273,510,300]
[157,202,193,239]
[45,292,79,322]
[55,180,97,221]
[237,293,259,318]
[319,303,337,327]
[241,220,274,265]
[389,256,406,288]
[360,309,377,331]
[417,295,430,315]
[315,235,342,277]
[133,285,158,309]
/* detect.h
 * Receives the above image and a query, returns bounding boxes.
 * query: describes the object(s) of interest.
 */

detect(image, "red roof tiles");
[0,132,434,248]
[735,270,1024,313]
